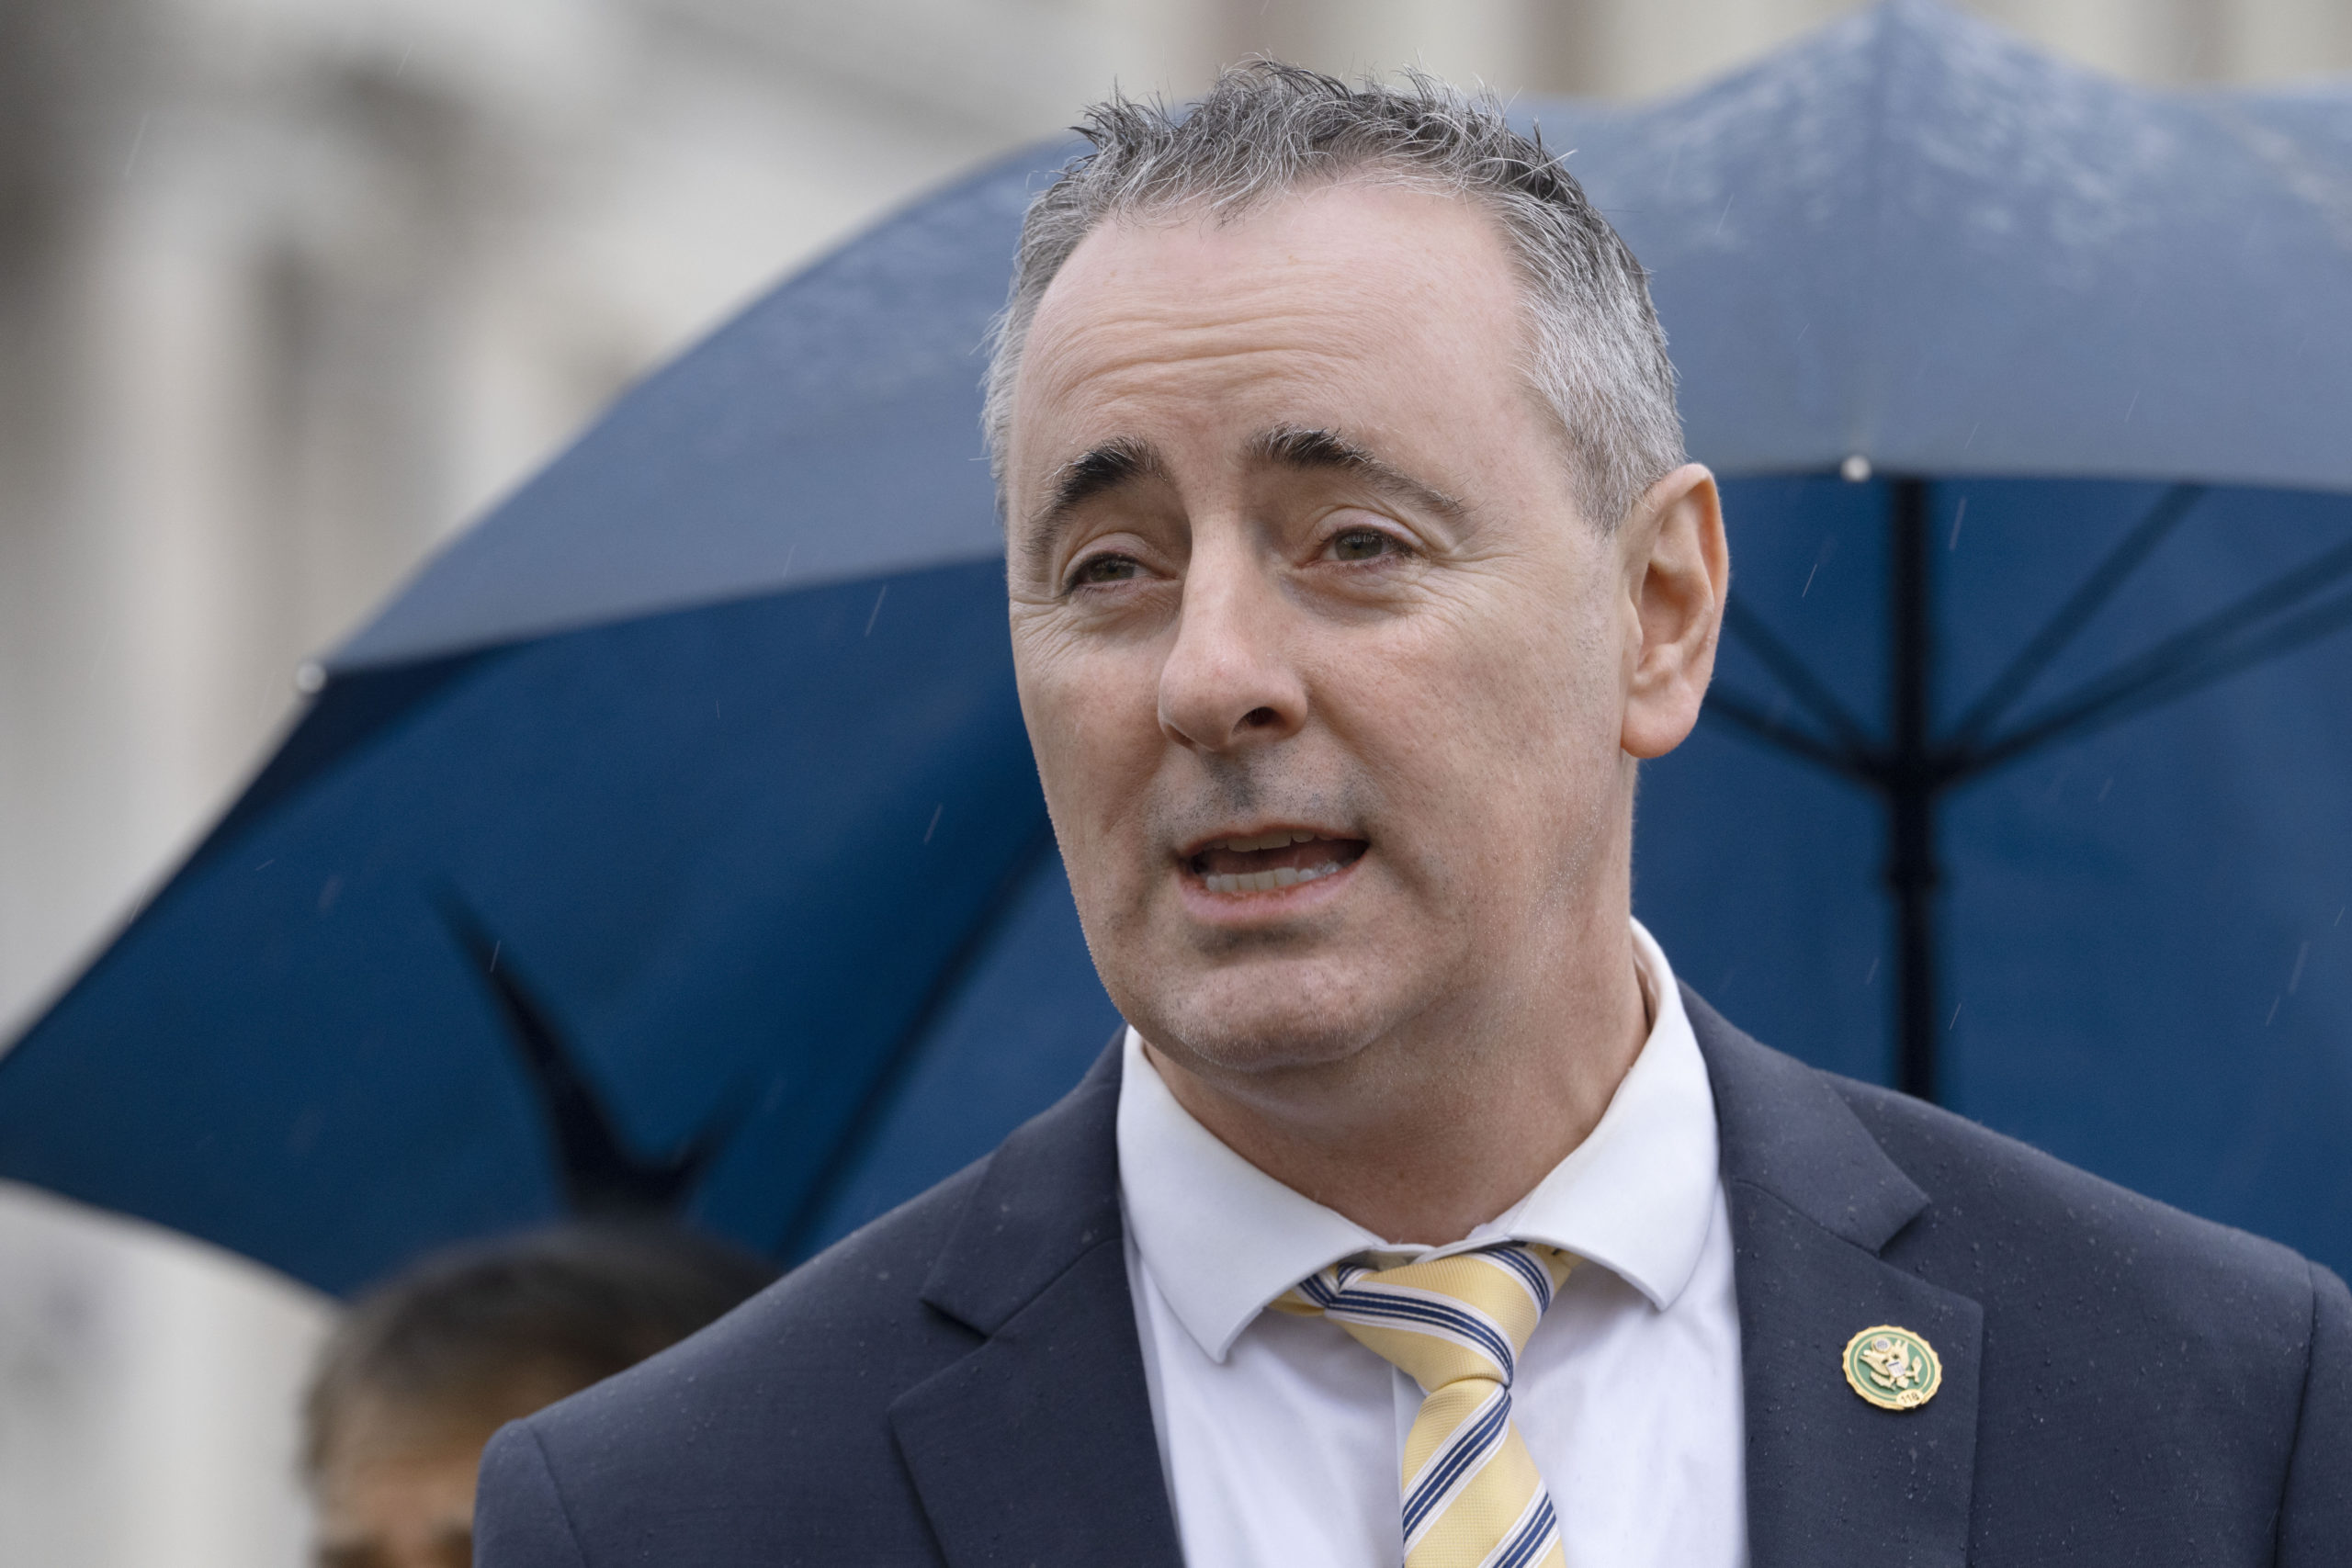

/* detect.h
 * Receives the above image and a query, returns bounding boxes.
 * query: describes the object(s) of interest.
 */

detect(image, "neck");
[1142,907,1652,1247]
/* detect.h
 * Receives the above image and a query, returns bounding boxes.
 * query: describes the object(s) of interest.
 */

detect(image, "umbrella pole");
[1884,478,1944,1102]
[1712,475,2352,1108]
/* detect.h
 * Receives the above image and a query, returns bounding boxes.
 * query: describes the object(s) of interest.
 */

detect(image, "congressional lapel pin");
[1842,1325,1941,1411]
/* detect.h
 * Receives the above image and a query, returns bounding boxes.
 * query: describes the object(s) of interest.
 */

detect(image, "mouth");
[1182,828,1369,896]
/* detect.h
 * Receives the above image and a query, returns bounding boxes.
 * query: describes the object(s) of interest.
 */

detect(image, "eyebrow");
[1023,435,1163,566]
[1018,424,1467,569]
[1251,425,1469,520]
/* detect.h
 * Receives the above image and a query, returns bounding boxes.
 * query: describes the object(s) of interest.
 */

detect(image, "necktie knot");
[1272,1241,1577,1568]
[1273,1241,1574,1393]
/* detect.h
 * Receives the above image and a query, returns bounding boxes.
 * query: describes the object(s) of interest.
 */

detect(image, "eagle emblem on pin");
[1842,1325,1941,1410]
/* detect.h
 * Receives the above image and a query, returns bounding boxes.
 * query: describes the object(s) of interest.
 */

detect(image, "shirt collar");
[1115,919,1721,1363]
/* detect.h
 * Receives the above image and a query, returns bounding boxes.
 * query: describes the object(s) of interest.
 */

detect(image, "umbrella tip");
[1840,454,1872,483]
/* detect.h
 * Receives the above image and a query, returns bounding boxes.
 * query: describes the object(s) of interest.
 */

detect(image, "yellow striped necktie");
[1272,1242,1577,1568]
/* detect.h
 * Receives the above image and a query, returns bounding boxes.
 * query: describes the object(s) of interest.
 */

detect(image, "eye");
[1327,526,1403,563]
[1066,553,1143,592]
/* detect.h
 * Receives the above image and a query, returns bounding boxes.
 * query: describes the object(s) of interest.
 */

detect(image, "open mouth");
[1184,829,1368,896]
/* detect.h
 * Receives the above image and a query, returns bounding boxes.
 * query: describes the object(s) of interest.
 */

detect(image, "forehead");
[1009,180,1532,470]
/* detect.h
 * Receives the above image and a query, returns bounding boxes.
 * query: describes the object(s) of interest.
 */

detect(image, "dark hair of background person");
[303,1222,776,1568]
[305,1221,777,1471]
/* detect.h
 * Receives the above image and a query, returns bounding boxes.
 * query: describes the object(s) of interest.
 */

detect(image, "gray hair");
[983,62,1684,530]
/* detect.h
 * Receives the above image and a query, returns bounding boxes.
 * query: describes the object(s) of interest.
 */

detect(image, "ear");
[1621,463,1728,760]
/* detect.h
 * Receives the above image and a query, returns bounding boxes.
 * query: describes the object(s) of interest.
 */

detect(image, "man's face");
[1005,179,1691,1085]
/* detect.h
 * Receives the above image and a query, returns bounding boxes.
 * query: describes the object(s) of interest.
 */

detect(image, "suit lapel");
[889,998,1984,1567]
[888,1043,1184,1568]
[1688,988,1983,1568]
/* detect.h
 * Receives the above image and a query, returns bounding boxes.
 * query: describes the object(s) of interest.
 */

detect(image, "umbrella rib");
[2082,588,2352,740]
[772,818,1063,1262]
[437,890,713,1216]
[1701,684,1877,781]
[1719,596,1878,757]
[1944,484,2206,751]
[1962,546,2352,779]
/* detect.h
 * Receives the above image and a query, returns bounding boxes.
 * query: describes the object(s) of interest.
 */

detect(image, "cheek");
[1348,582,1618,839]
[1493,565,1621,720]
[1013,626,1163,852]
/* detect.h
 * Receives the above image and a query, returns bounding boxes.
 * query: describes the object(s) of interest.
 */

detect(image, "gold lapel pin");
[1842,1325,1941,1411]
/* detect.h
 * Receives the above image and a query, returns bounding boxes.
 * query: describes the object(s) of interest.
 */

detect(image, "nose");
[1157,536,1307,755]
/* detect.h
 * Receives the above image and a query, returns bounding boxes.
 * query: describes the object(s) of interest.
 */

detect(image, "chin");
[1131,962,1400,1079]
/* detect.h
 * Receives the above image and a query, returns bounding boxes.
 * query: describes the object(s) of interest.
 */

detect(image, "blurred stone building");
[0,0,2345,1562]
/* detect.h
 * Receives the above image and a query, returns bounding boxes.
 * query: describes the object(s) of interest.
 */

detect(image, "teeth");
[1210,829,1330,853]
[1203,861,1345,896]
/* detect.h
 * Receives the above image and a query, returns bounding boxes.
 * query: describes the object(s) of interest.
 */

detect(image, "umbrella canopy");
[3,0,2348,1295]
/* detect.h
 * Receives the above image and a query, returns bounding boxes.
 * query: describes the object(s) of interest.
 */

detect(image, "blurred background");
[1,0,2347,1562]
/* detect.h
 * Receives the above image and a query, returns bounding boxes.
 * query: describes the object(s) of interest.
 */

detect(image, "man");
[307,1224,773,1568]
[476,65,2348,1566]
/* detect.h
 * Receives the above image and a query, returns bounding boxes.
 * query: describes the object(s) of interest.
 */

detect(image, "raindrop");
[1863,956,1880,987]
[2266,995,2282,1027]
[2289,941,2310,995]
[1948,1001,1962,1031]
[2097,776,2114,803]
[294,660,326,695]
[1948,498,1967,551]
[923,804,943,844]
[865,584,889,637]
[122,111,151,182]
[1841,455,1871,483]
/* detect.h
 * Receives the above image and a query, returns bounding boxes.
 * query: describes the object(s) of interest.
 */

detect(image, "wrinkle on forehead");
[1014,182,1521,399]
[1002,180,1561,543]
[1025,309,1383,413]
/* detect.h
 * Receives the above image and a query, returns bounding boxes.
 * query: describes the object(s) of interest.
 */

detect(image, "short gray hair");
[983,62,1684,530]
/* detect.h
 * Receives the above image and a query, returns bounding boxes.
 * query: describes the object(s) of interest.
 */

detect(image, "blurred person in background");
[303,1224,775,1568]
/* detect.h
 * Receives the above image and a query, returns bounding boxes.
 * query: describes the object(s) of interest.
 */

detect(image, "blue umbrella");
[3,0,2347,1294]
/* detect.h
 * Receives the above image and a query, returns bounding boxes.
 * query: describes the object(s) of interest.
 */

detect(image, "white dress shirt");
[1116,919,1746,1568]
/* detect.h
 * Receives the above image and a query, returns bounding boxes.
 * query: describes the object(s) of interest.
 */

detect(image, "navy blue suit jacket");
[476,991,2350,1565]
